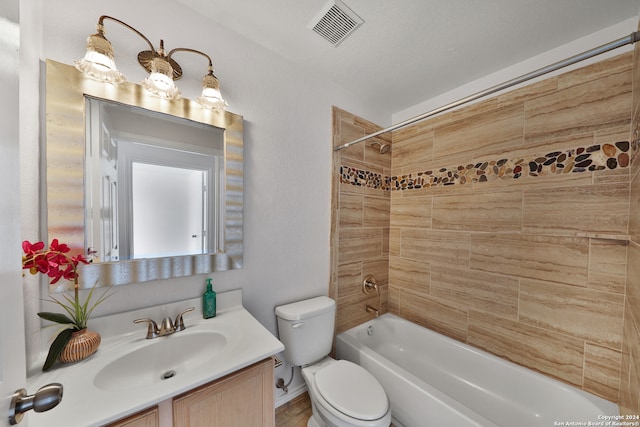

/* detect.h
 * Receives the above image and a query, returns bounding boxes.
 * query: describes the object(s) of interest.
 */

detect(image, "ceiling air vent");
[308,0,364,47]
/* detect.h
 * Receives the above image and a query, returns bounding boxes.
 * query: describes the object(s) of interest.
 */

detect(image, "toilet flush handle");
[292,322,304,328]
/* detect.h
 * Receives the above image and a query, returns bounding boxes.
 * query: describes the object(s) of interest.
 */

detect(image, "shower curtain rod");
[334,30,640,152]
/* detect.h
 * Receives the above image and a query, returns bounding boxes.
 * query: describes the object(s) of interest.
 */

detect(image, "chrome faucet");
[134,307,195,339]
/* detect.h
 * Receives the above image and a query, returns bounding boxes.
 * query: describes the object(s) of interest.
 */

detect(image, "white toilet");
[275,296,391,427]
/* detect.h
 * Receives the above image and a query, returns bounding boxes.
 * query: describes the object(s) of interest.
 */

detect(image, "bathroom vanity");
[107,357,274,426]
[26,290,283,427]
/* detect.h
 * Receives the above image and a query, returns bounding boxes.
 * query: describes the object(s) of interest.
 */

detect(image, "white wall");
[393,18,639,124]
[19,0,389,398]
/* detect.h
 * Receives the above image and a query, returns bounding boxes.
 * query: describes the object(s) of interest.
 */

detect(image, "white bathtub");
[336,313,619,427]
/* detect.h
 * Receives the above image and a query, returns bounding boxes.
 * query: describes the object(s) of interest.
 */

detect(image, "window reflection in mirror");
[84,97,224,262]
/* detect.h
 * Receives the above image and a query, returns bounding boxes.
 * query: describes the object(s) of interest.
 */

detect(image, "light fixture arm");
[96,15,156,54]
[167,48,215,72]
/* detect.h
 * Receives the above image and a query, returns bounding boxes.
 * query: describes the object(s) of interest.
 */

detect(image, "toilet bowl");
[302,357,391,427]
[275,296,391,427]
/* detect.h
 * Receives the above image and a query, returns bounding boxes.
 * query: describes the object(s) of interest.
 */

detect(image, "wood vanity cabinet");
[104,406,159,427]
[104,358,275,427]
[173,358,275,427]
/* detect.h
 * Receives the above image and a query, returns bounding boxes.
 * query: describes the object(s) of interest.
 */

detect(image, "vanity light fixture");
[75,15,228,110]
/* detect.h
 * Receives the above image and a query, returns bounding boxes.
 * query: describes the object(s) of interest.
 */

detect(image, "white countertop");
[26,289,284,427]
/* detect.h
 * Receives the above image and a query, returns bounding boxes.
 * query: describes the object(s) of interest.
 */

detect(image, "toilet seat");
[315,360,389,421]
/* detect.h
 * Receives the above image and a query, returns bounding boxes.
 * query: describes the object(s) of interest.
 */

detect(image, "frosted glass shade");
[141,57,181,100]
[196,72,228,110]
[74,33,125,84]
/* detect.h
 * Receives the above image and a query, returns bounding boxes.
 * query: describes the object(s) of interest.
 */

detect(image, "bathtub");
[336,313,619,427]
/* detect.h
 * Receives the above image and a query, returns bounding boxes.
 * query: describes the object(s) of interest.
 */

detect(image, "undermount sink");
[93,330,227,391]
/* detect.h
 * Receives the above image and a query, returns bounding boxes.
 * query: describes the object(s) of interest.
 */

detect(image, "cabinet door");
[173,358,274,427]
[104,406,159,427]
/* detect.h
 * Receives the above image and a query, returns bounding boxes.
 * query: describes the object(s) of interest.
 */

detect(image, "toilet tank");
[275,296,336,366]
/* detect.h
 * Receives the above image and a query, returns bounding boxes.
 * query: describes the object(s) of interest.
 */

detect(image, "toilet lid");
[315,360,388,421]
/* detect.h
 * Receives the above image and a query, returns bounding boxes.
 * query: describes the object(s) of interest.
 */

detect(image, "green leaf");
[37,312,75,325]
[42,328,73,371]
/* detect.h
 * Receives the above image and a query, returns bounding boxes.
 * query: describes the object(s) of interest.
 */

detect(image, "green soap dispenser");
[203,278,217,319]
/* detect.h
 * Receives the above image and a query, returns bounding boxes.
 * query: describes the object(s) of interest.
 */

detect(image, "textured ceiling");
[178,0,640,114]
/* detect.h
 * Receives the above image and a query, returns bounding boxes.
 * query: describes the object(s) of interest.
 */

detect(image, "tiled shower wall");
[620,36,640,415]
[331,108,391,332]
[331,51,639,405]
[387,52,633,403]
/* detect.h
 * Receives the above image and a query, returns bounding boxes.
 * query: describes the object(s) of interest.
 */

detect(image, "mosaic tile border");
[339,141,632,191]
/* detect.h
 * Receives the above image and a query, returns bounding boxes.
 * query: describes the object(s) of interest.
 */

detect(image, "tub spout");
[366,304,379,317]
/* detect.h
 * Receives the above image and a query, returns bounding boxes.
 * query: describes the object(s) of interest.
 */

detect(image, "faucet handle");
[174,307,195,332]
[159,317,175,336]
[133,318,159,339]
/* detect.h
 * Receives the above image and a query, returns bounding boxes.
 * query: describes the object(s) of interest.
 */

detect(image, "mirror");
[45,60,243,291]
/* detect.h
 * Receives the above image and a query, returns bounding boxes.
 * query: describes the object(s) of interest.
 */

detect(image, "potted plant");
[22,239,112,371]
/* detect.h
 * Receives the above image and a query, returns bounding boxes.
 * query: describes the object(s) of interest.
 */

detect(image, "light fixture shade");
[142,56,181,100]
[196,72,228,110]
[74,32,125,84]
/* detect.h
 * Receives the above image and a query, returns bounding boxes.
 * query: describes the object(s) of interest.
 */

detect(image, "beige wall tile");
[434,103,525,161]
[519,279,623,348]
[525,68,632,144]
[388,285,400,314]
[338,194,362,227]
[378,284,389,314]
[363,195,390,228]
[390,195,432,228]
[399,290,468,342]
[388,227,401,257]
[630,168,640,242]
[338,224,383,265]
[430,265,518,320]
[522,183,630,236]
[594,167,631,184]
[447,97,499,123]
[468,311,584,387]
[496,77,558,107]
[557,52,632,89]
[382,227,389,255]
[470,233,589,286]
[432,191,522,232]
[388,255,430,295]
[584,342,622,402]
[335,119,365,161]
[401,229,470,266]
[634,34,640,123]
[619,298,640,415]
[619,242,640,413]
[588,239,627,294]
[337,261,362,299]
[627,242,640,316]
[392,126,433,170]
[594,123,633,146]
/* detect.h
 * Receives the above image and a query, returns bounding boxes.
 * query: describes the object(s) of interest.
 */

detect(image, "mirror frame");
[45,59,243,291]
